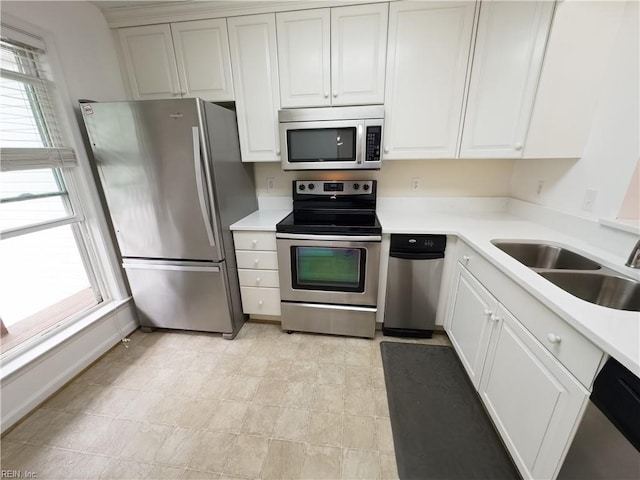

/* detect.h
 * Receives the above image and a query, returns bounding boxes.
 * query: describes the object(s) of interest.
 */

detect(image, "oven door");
[277,234,381,306]
[280,120,365,171]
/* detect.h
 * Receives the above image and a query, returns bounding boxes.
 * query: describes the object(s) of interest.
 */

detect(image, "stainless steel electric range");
[276,180,382,338]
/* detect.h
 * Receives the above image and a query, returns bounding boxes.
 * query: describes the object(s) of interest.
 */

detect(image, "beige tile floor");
[2,322,450,479]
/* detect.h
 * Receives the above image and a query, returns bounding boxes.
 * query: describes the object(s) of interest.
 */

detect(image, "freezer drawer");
[123,259,233,333]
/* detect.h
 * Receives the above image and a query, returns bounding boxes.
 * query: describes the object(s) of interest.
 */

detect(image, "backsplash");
[253,159,515,198]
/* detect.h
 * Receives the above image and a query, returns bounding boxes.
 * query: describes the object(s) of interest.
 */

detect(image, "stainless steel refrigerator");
[81,99,257,338]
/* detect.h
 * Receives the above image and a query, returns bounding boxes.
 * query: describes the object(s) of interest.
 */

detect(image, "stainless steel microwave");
[279,106,384,170]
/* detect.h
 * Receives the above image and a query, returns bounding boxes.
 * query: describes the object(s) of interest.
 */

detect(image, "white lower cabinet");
[445,247,596,480]
[240,286,281,316]
[448,264,498,389]
[480,305,588,480]
[233,231,280,316]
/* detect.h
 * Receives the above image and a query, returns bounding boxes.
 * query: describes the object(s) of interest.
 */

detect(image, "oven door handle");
[276,233,382,242]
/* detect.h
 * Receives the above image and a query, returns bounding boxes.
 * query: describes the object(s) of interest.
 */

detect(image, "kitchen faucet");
[625,239,640,268]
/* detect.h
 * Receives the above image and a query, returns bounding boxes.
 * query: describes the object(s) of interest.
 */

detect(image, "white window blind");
[0,27,78,237]
[0,25,77,169]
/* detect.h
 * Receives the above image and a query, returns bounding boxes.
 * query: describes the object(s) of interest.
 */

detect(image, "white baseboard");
[1,301,138,433]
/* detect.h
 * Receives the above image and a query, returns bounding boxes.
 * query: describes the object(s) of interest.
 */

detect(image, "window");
[0,27,104,354]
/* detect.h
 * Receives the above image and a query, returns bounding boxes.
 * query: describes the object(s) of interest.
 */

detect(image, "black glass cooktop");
[276,210,382,235]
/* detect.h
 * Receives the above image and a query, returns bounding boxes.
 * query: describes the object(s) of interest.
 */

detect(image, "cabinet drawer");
[238,269,280,288]
[233,231,277,251]
[240,286,281,315]
[236,250,279,270]
[457,241,603,388]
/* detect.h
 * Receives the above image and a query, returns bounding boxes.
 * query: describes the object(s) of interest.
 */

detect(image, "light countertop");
[230,209,290,231]
[231,207,640,375]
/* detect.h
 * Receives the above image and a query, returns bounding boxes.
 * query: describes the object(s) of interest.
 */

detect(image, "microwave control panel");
[365,126,382,162]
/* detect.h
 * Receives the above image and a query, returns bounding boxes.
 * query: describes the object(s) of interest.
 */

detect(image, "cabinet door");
[459,1,554,158]
[523,1,626,158]
[118,24,181,100]
[276,9,330,108]
[384,1,475,159]
[171,19,234,102]
[446,263,499,389]
[480,305,588,480]
[331,3,388,106]
[228,14,281,162]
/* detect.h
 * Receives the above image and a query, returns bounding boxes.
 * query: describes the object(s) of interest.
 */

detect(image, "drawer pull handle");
[547,333,562,344]
[463,255,470,264]
[252,239,257,247]
[256,277,261,284]
[489,314,500,323]
[254,259,259,265]
[484,309,492,317]
[258,300,264,306]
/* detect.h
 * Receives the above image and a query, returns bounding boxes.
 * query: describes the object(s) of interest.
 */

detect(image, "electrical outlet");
[582,188,598,212]
[411,177,421,191]
[536,180,544,196]
[266,177,275,193]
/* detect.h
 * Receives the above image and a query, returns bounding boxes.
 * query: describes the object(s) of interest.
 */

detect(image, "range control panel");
[295,180,375,195]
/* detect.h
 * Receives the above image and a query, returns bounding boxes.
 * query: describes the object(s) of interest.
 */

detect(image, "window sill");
[0,298,132,381]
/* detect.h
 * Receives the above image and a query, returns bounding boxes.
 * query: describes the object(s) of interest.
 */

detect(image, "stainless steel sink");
[539,272,640,312]
[492,242,601,270]
[491,240,640,312]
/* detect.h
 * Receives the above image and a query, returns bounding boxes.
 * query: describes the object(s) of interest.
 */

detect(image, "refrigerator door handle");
[123,262,220,273]
[192,126,216,247]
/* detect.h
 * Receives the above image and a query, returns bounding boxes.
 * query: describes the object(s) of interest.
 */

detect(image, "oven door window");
[292,246,365,292]
[287,127,356,163]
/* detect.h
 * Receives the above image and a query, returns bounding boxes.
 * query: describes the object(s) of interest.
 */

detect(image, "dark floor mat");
[380,342,521,480]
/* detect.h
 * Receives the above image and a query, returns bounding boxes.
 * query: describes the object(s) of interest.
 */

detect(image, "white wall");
[254,159,515,198]
[510,0,639,219]
[2,1,126,103]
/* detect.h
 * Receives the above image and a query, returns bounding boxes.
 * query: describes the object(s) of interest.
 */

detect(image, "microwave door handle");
[356,124,364,164]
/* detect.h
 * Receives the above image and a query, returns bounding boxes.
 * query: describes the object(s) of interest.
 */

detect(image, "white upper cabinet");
[524,1,627,159]
[384,1,476,159]
[331,3,388,106]
[276,4,388,108]
[170,19,234,102]
[118,24,181,100]
[277,9,330,108]
[228,14,281,162]
[118,20,234,101]
[459,1,554,158]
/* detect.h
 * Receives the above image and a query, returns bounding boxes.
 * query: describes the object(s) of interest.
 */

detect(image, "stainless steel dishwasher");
[383,234,446,338]
[557,357,640,479]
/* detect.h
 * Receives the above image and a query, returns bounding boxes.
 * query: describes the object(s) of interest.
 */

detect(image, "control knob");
[299,184,306,191]
[363,184,370,191]
[353,183,360,190]
[308,183,315,190]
